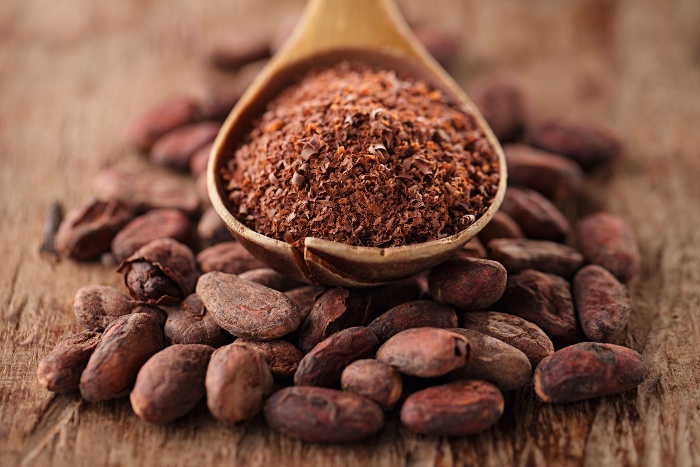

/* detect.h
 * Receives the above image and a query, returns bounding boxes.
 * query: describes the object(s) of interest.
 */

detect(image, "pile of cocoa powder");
[38,23,648,443]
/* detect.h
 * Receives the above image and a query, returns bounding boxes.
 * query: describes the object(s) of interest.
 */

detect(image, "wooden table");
[2,0,699,465]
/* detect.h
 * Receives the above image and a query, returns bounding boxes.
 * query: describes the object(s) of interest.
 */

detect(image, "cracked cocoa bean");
[130,344,214,424]
[163,294,230,347]
[196,241,266,274]
[488,238,584,278]
[73,285,133,332]
[504,144,584,199]
[400,380,504,436]
[111,209,193,262]
[264,386,384,443]
[80,313,164,402]
[234,339,303,380]
[534,342,648,403]
[367,300,457,342]
[376,328,469,378]
[573,265,632,343]
[197,271,301,340]
[340,359,402,410]
[428,257,507,311]
[460,311,554,367]
[294,327,379,387]
[37,331,101,393]
[205,343,274,425]
[500,186,570,242]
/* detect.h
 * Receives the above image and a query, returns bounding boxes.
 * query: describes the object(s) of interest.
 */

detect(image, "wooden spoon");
[207,0,507,287]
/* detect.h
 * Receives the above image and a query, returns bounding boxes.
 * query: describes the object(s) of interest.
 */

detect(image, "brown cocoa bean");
[37,331,100,393]
[55,199,133,260]
[126,95,197,151]
[575,212,641,282]
[283,285,327,321]
[208,32,271,70]
[197,206,232,246]
[205,343,274,425]
[294,327,379,387]
[94,163,200,215]
[573,265,632,343]
[500,186,570,242]
[460,311,554,367]
[196,172,210,208]
[448,328,531,391]
[79,313,164,402]
[234,339,303,379]
[525,118,622,170]
[120,239,199,306]
[191,85,241,121]
[340,359,402,410]
[189,142,213,178]
[238,268,304,291]
[400,380,504,436]
[196,241,266,274]
[488,238,584,278]
[499,269,580,348]
[73,285,132,332]
[454,237,487,259]
[478,211,524,246]
[428,257,507,311]
[196,271,301,340]
[504,144,584,199]
[162,294,231,347]
[533,342,648,403]
[413,26,459,69]
[264,386,384,443]
[376,328,469,378]
[111,209,193,262]
[298,288,369,354]
[131,303,168,327]
[150,122,220,171]
[472,74,527,143]
[367,300,457,342]
[130,344,214,424]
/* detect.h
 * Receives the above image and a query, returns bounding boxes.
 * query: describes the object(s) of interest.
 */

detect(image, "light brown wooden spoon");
[208,0,507,287]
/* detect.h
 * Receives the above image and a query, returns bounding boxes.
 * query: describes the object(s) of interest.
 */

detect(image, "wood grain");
[1,0,699,465]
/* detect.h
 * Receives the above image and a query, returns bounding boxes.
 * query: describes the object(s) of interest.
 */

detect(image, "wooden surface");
[1,0,699,465]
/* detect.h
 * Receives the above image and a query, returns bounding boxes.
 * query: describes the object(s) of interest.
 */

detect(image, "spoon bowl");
[208,0,507,287]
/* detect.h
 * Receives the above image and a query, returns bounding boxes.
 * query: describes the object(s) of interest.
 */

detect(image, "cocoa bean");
[376,328,469,378]
[525,118,622,170]
[428,257,507,311]
[55,199,133,260]
[238,268,304,291]
[205,343,274,425]
[413,26,459,69]
[460,311,554,367]
[233,339,303,379]
[233,59,269,91]
[488,238,584,278]
[196,241,266,274]
[533,342,648,403]
[73,285,132,331]
[573,265,632,343]
[120,239,199,306]
[454,237,487,259]
[448,328,531,391]
[400,380,504,436]
[340,359,402,410]
[197,206,232,247]
[196,271,301,340]
[126,94,197,151]
[472,74,527,143]
[37,331,100,393]
[575,212,641,282]
[131,303,168,328]
[478,211,524,246]
[189,142,213,178]
[111,209,193,262]
[191,85,241,121]
[294,327,379,387]
[130,344,214,424]
[208,32,271,71]
[367,300,457,342]
[500,186,570,242]
[504,144,584,199]
[94,164,200,215]
[80,313,164,402]
[150,122,220,171]
[283,285,327,321]
[499,269,580,348]
[162,294,231,347]
[264,386,384,443]
[361,276,423,318]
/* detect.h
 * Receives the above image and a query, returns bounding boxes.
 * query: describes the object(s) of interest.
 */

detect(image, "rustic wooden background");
[1,0,699,465]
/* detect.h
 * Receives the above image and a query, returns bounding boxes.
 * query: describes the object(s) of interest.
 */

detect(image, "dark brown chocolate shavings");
[222,62,500,249]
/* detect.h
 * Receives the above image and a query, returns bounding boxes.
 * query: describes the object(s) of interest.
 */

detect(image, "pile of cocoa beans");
[37,22,648,443]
